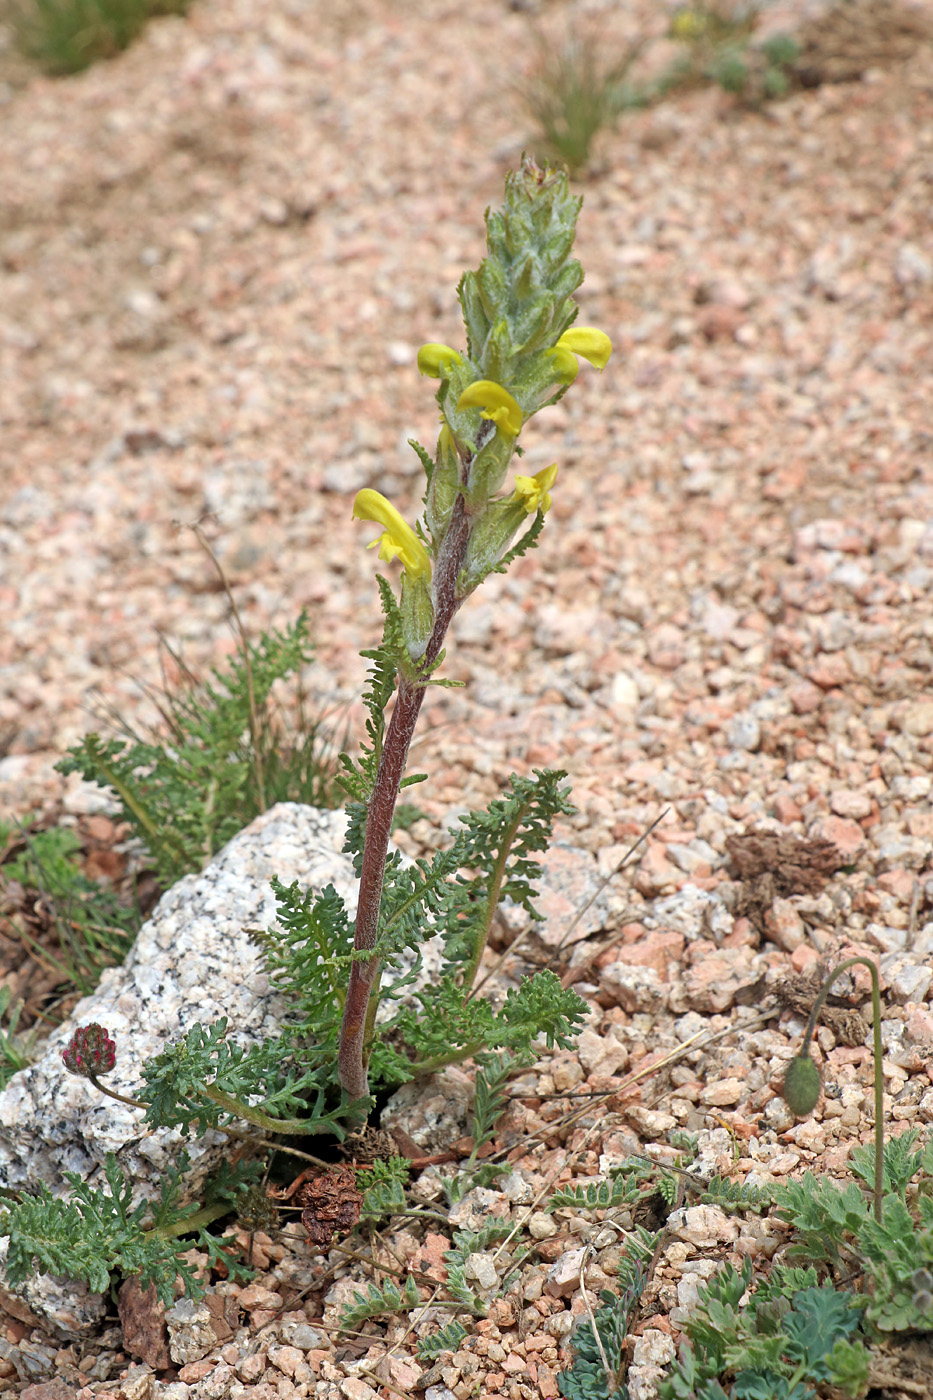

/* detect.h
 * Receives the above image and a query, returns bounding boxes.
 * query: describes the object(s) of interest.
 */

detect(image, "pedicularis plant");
[337,154,610,1099]
[2,159,611,1304]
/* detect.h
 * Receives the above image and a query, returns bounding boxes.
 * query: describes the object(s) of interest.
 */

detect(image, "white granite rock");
[0,803,359,1333]
[166,1297,217,1365]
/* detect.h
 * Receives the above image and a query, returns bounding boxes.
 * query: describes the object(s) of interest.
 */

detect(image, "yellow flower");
[352,489,432,580]
[546,327,613,383]
[512,463,558,515]
[456,380,523,438]
[670,8,706,39]
[546,346,580,384]
[417,343,463,377]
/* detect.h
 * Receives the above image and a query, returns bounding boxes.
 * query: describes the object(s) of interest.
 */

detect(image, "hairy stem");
[404,1039,488,1078]
[200,1083,324,1137]
[338,498,471,1099]
[150,1201,232,1240]
[88,1075,327,1137]
[801,955,884,1222]
[88,1075,147,1110]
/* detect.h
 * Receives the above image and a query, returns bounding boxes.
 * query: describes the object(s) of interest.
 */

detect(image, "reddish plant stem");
[338,497,471,1099]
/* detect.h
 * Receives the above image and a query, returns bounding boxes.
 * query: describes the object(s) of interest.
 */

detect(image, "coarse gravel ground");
[1,0,933,1396]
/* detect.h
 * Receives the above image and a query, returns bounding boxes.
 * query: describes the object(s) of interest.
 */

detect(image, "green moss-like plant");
[8,0,189,75]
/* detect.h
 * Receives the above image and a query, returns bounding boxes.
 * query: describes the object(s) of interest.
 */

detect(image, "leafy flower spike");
[512,463,558,515]
[456,380,523,438]
[417,343,463,377]
[546,327,613,383]
[353,489,432,580]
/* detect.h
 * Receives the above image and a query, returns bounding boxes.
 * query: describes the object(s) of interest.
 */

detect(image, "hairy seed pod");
[782,1053,822,1116]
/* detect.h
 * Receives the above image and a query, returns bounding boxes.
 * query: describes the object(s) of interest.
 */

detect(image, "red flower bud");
[62,1024,116,1079]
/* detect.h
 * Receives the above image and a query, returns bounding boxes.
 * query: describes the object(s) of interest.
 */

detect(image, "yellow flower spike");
[417,343,463,377]
[512,463,558,516]
[551,327,613,372]
[456,380,523,438]
[352,489,432,580]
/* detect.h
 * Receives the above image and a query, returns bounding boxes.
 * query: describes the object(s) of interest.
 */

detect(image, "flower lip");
[417,343,463,378]
[456,380,523,438]
[550,327,613,372]
[512,463,558,515]
[544,346,579,385]
[352,489,432,580]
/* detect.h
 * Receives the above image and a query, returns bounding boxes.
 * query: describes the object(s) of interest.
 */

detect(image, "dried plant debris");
[338,1125,400,1165]
[775,968,869,1047]
[791,0,933,87]
[867,1335,933,1396]
[295,1166,362,1250]
[726,831,844,931]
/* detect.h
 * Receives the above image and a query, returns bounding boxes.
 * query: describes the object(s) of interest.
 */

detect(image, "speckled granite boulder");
[0,803,358,1335]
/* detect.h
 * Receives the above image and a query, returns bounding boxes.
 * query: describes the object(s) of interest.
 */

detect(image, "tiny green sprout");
[782,1052,822,1117]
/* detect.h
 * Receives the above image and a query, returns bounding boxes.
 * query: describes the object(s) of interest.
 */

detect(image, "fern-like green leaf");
[337,1273,421,1331]
[444,1263,487,1313]
[140,1018,345,1136]
[549,1179,639,1213]
[358,1157,411,1223]
[446,1221,514,1267]
[257,877,352,1053]
[338,576,406,812]
[700,1175,774,1213]
[493,509,546,573]
[0,1151,260,1306]
[471,1052,526,1157]
[773,1174,870,1268]
[417,1319,468,1360]
[408,437,436,485]
[850,1127,922,1201]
